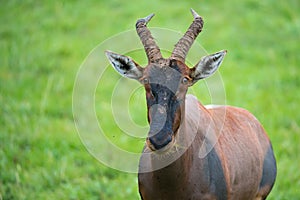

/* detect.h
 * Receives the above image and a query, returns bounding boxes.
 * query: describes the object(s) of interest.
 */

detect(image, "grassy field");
[1,0,299,199]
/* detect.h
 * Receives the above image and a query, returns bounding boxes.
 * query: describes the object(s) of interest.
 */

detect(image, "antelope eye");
[142,78,149,84]
[182,77,189,84]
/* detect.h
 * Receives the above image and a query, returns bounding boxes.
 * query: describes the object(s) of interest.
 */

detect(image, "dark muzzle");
[148,132,173,150]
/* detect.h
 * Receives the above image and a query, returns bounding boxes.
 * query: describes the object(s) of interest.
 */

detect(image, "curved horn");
[171,9,204,62]
[136,14,162,63]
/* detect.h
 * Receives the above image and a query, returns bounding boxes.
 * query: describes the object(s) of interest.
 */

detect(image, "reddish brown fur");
[139,95,275,200]
[210,106,270,199]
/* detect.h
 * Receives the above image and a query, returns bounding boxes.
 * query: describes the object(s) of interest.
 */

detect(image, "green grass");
[1,0,299,199]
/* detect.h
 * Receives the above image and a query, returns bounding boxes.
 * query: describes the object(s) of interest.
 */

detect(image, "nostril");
[149,137,157,146]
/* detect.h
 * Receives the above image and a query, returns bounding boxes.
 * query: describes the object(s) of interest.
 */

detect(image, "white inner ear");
[105,51,143,80]
[194,50,227,80]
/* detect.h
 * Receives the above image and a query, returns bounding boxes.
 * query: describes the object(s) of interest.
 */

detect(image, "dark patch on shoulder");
[259,144,277,190]
[206,143,227,200]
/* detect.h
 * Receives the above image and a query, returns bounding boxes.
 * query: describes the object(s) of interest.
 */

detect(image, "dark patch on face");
[145,63,184,150]
[147,84,181,150]
[259,144,277,191]
[149,65,181,93]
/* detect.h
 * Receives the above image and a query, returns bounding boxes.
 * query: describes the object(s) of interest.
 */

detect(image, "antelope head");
[106,9,226,151]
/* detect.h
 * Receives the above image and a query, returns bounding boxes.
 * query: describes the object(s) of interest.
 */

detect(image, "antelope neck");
[149,95,210,188]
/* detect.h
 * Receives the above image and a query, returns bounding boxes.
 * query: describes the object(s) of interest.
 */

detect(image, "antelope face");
[142,60,191,151]
[106,9,226,151]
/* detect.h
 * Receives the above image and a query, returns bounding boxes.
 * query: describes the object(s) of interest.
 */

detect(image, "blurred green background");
[1,0,299,199]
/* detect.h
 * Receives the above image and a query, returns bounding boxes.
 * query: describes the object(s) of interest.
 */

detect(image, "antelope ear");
[105,50,143,80]
[191,50,227,83]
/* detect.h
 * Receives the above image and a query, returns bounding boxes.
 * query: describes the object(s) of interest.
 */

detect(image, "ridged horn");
[136,13,162,63]
[171,9,204,62]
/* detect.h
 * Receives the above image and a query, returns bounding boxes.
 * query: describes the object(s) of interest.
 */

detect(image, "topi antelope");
[106,9,276,200]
